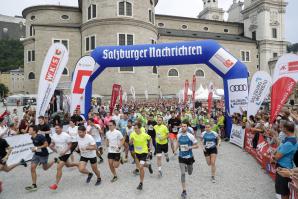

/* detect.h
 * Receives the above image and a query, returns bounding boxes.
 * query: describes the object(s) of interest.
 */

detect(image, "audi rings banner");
[227,78,248,115]
[36,43,69,124]
[247,71,272,117]
[270,54,298,123]
[70,56,96,116]
[88,40,249,137]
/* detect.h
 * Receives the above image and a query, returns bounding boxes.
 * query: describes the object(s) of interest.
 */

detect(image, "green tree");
[0,83,9,98]
[287,43,298,53]
[0,39,24,71]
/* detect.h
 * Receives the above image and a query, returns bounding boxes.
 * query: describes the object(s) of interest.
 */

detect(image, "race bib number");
[157,133,162,139]
[205,141,215,149]
[180,145,189,152]
[109,146,120,153]
[173,127,178,132]
[148,125,153,131]
[135,146,143,152]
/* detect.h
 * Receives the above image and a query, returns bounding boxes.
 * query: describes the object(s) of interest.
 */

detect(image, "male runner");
[130,122,153,190]
[154,116,169,177]
[77,126,101,186]
[201,123,221,183]
[168,111,181,155]
[25,125,56,191]
[147,114,157,155]
[87,118,104,163]
[49,124,79,190]
[106,120,124,182]
[174,122,199,198]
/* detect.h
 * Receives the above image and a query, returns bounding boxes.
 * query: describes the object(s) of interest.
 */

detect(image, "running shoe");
[120,157,124,164]
[133,169,140,175]
[181,191,187,199]
[20,159,27,167]
[25,185,37,191]
[98,158,104,164]
[86,173,94,183]
[123,158,128,163]
[95,178,101,186]
[110,176,118,183]
[148,164,153,174]
[137,183,143,190]
[49,184,58,190]
[54,157,59,164]
[211,176,216,183]
[165,155,170,162]
[131,160,135,164]
[158,170,163,177]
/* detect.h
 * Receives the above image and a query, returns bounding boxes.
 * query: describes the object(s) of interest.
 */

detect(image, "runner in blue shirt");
[201,123,221,183]
[174,121,199,199]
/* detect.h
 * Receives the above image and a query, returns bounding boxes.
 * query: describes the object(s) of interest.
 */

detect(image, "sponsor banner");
[184,80,189,104]
[247,71,272,117]
[227,78,248,115]
[6,134,34,166]
[209,48,237,75]
[110,84,121,115]
[70,56,96,115]
[229,125,245,148]
[130,86,136,101]
[270,77,296,123]
[145,90,148,100]
[36,43,69,123]
[270,54,298,123]
[244,129,277,180]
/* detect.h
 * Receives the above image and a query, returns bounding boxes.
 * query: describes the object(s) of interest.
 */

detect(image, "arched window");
[195,69,205,77]
[118,1,132,16]
[62,67,69,75]
[152,66,157,74]
[168,68,179,77]
[28,72,35,80]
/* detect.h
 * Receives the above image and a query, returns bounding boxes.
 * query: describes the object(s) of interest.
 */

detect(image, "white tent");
[215,89,224,96]
[195,87,221,100]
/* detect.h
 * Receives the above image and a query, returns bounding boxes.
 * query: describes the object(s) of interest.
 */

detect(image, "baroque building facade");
[21,0,288,98]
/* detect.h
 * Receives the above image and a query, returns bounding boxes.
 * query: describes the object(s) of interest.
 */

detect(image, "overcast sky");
[0,0,297,43]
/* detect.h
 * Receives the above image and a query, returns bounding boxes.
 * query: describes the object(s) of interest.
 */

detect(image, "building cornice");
[241,0,288,15]
[22,5,80,18]
[20,37,35,45]
[81,18,158,34]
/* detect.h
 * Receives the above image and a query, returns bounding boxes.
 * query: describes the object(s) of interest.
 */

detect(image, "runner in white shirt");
[49,124,79,190]
[77,125,101,186]
[0,118,9,138]
[67,119,79,163]
[112,110,121,128]
[87,118,104,164]
[106,120,124,182]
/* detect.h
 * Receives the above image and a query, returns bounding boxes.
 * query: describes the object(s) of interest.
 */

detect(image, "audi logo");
[230,84,247,92]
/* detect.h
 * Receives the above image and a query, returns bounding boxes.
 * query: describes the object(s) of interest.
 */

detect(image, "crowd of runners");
[0,99,297,199]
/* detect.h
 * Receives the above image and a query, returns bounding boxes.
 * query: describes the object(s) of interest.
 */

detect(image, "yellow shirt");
[154,124,169,145]
[130,131,151,154]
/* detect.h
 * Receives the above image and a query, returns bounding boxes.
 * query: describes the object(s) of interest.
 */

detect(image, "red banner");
[109,84,121,115]
[119,87,123,109]
[192,75,196,110]
[270,77,296,123]
[244,129,277,180]
[184,80,189,104]
[208,92,213,114]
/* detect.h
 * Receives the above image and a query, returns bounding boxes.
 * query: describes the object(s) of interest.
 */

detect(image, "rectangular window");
[29,26,35,37]
[272,28,277,38]
[88,6,92,20]
[27,50,35,62]
[32,50,35,61]
[273,52,278,58]
[151,39,156,44]
[85,35,96,52]
[240,51,250,62]
[53,39,69,50]
[28,51,31,62]
[118,1,132,16]
[149,10,152,22]
[92,4,97,18]
[252,31,256,40]
[119,2,125,15]
[61,40,68,50]
[88,4,96,20]
[126,2,132,16]
[118,33,134,72]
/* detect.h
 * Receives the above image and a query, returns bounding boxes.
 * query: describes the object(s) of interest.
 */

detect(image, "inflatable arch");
[87,40,249,137]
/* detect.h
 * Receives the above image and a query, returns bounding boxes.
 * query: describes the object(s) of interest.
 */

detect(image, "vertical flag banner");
[227,78,249,115]
[184,80,189,104]
[110,84,121,115]
[36,43,69,123]
[70,56,96,115]
[130,86,136,101]
[208,82,214,114]
[192,75,196,110]
[119,87,123,109]
[122,92,127,103]
[270,54,298,123]
[247,71,272,117]
[145,90,148,100]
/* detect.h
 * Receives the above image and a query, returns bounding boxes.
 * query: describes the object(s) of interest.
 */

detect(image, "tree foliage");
[287,43,298,53]
[0,39,24,72]
[0,83,9,98]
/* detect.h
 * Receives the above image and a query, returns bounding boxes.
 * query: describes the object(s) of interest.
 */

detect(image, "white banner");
[227,78,248,115]
[36,43,69,123]
[122,92,127,103]
[70,56,96,115]
[209,48,237,75]
[247,71,272,117]
[130,86,136,101]
[145,90,148,100]
[230,124,245,148]
[6,134,34,166]
[272,54,298,83]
